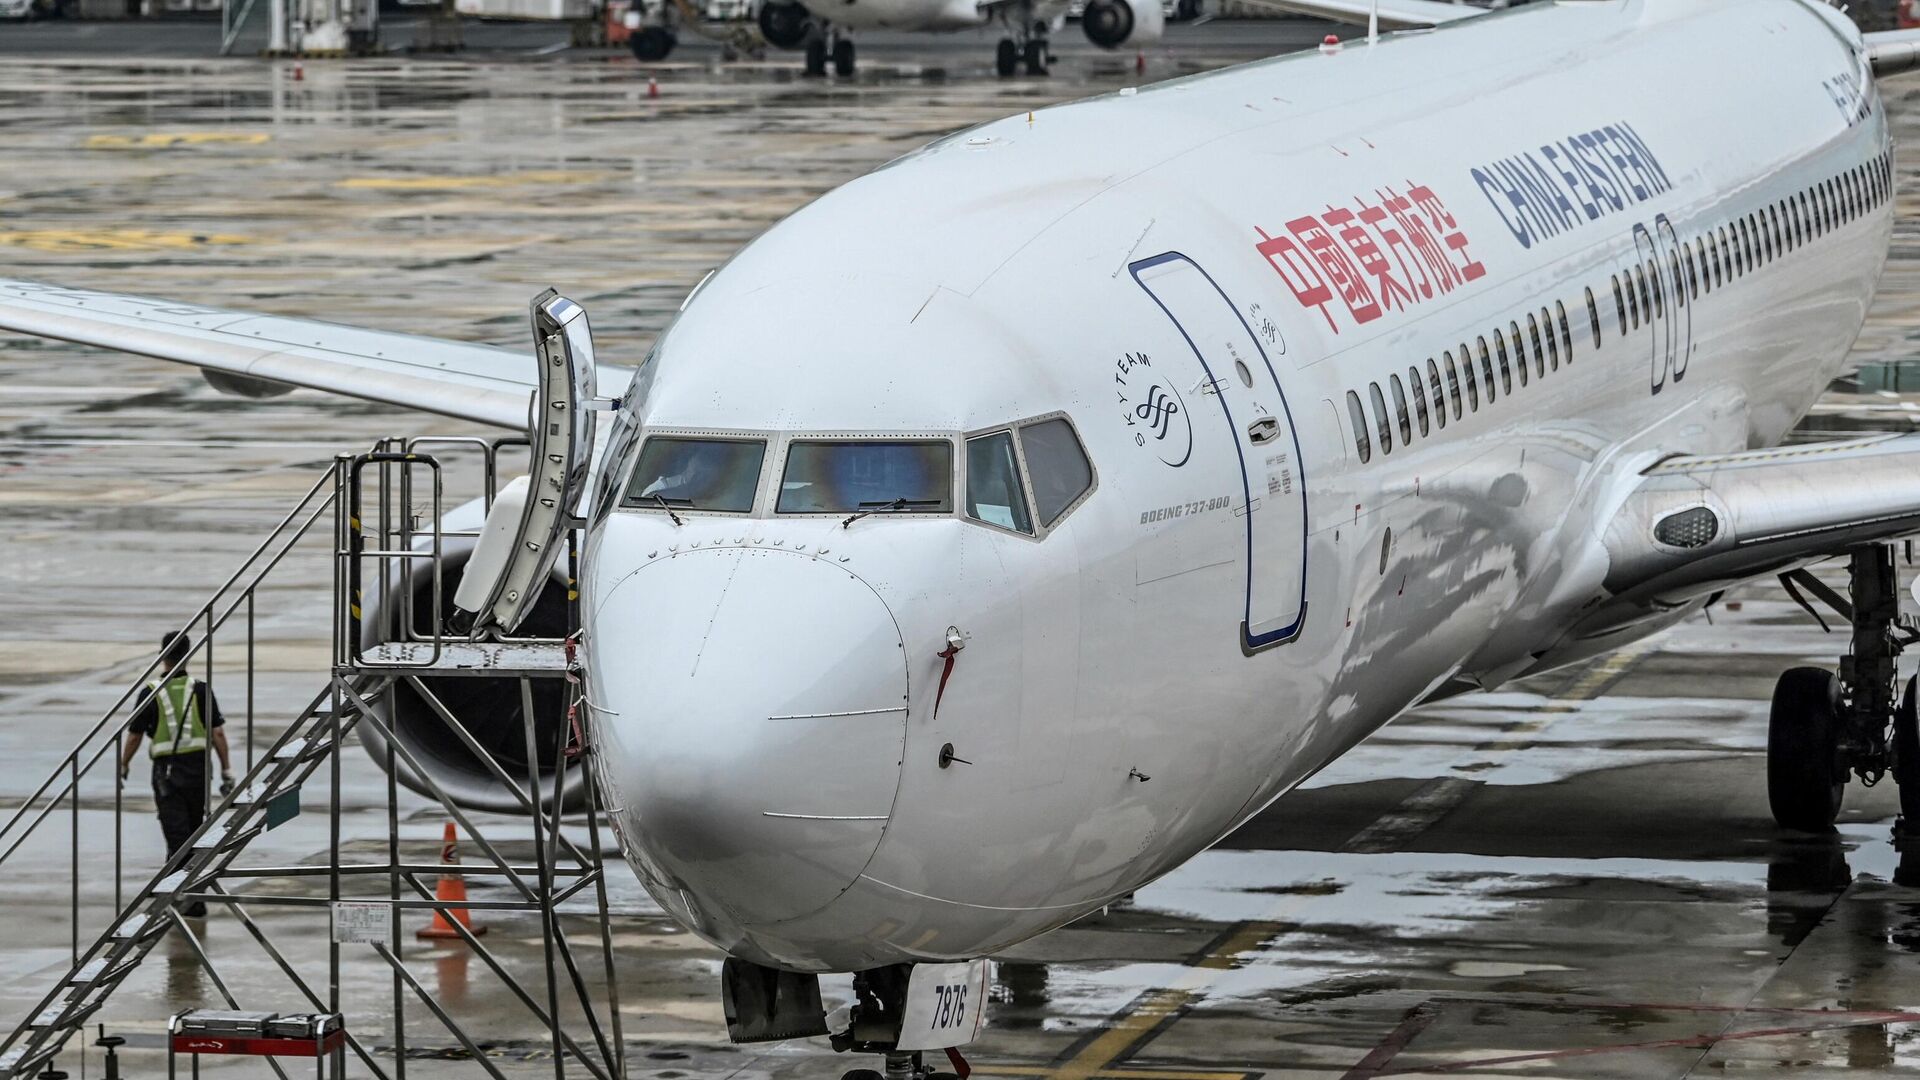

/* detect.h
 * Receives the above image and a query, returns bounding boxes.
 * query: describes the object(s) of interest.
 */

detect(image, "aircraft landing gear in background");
[993,6,1049,76]
[996,37,1019,76]
[805,32,829,76]
[1771,543,1920,833]
[629,24,677,60]
[833,33,857,76]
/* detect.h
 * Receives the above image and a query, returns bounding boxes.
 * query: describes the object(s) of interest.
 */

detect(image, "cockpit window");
[965,431,1033,534]
[622,436,765,514]
[777,440,953,515]
[1018,418,1093,527]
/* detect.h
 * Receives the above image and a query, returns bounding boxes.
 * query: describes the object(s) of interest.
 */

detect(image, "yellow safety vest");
[148,676,208,758]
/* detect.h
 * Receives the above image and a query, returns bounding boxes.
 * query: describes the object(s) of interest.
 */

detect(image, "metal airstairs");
[0,436,628,1080]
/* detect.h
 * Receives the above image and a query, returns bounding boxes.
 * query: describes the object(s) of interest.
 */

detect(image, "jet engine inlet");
[1082,0,1134,46]
[757,1,813,49]
[356,539,584,814]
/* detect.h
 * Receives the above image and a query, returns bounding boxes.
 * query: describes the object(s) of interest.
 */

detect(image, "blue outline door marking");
[1129,251,1308,651]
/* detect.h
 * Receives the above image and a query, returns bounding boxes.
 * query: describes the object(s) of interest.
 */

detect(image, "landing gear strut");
[832,966,967,1080]
[1773,544,1920,832]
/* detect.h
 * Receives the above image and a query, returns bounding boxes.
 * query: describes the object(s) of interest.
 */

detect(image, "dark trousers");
[152,754,208,864]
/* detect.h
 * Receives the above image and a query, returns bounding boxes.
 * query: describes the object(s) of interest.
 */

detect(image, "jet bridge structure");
[0,436,630,1080]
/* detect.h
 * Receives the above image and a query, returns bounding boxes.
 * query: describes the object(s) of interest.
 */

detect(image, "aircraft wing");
[1592,434,1920,623]
[0,278,631,430]
[1226,0,1481,30]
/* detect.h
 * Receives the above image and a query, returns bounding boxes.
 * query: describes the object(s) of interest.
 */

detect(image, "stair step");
[112,914,149,939]
[68,959,105,984]
[272,737,309,761]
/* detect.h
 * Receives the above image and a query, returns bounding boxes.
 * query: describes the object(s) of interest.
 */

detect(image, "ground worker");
[118,631,234,918]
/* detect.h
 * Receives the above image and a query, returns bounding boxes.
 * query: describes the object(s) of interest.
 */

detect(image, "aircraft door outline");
[1129,251,1308,652]
[1655,214,1692,382]
[1634,222,1675,394]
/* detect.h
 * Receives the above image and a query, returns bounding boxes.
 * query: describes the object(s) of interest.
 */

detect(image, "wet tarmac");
[8,31,1920,1080]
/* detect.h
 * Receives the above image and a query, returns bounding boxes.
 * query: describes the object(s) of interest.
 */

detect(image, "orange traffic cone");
[418,822,486,939]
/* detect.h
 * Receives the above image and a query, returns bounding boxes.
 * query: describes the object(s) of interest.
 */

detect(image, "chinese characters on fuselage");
[1253,182,1487,336]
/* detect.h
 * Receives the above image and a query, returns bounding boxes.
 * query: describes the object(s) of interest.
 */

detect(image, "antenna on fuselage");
[1367,0,1379,45]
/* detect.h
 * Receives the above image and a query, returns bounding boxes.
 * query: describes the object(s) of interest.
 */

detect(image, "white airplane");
[737,0,1164,78]
[8,0,1920,1073]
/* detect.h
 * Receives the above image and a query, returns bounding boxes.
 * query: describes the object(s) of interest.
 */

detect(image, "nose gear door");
[1130,252,1308,651]
[457,289,601,634]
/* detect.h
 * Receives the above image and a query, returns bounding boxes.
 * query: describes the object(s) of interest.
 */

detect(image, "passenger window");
[1612,276,1628,334]
[1554,299,1573,361]
[1647,261,1663,319]
[965,431,1033,534]
[1493,331,1514,394]
[1584,288,1601,350]
[1668,252,1683,309]
[1407,367,1429,437]
[1446,349,1469,416]
[1017,418,1093,528]
[1685,244,1699,299]
[1477,337,1497,403]
[1458,344,1480,412]
[1506,323,1527,387]
[1626,268,1641,328]
[1389,374,1412,446]
[778,439,953,514]
[1369,382,1393,455]
[1527,313,1546,375]
[1346,390,1372,463]
[1425,359,1447,430]
[625,435,766,514]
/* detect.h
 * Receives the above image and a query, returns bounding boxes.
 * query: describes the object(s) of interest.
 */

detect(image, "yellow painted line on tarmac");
[0,228,251,253]
[986,1065,1250,1080]
[86,133,271,149]
[1041,920,1289,1080]
[334,170,610,191]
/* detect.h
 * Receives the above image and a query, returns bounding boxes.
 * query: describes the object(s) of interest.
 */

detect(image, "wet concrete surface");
[8,30,1920,1080]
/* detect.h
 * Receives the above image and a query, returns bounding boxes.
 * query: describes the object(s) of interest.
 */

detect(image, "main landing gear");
[994,7,1051,76]
[1772,543,1920,834]
[804,27,856,76]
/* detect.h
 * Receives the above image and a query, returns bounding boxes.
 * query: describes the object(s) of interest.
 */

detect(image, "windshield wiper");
[651,494,688,526]
[842,498,942,529]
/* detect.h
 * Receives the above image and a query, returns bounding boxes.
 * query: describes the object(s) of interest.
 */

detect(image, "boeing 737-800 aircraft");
[10,0,1920,1072]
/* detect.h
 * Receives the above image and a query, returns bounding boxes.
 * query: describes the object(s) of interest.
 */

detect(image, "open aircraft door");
[455,290,602,635]
[1130,252,1308,652]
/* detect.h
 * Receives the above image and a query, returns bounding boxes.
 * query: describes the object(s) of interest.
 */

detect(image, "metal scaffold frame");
[0,437,628,1080]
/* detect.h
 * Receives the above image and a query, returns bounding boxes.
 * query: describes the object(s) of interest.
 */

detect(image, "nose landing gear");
[1772,543,1920,834]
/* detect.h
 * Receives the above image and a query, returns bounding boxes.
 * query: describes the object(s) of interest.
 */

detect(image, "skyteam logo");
[1134,382,1191,468]
[1113,350,1192,468]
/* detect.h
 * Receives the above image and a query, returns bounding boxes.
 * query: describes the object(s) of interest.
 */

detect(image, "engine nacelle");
[1082,0,1161,48]
[355,522,584,815]
[757,0,814,49]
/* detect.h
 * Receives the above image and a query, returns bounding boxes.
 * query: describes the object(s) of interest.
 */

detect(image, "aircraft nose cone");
[588,547,908,930]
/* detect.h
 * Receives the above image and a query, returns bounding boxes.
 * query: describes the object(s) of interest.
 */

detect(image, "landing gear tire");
[996,36,1019,76]
[629,25,676,60]
[832,36,856,75]
[805,34,829,76]
[1896,676,1920,837]
[1023,38,1048,75]
[1769,666,1846,833]
[839,1072,884,1080]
